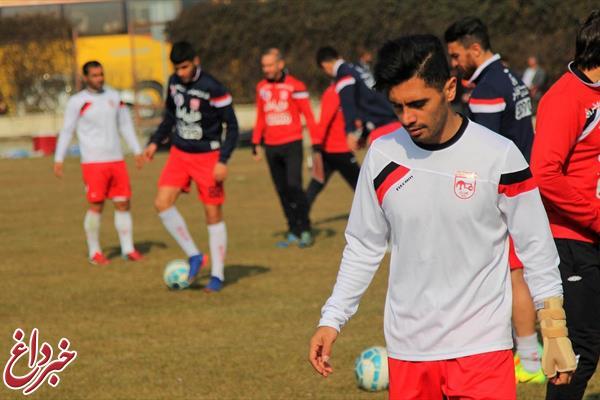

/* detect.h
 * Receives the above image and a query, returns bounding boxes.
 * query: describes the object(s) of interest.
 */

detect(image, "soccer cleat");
[203,276,224,293]
[298,231,314,248]
[89,252,110,266]
[514,354,547,384]
[276,232,299,248]
[123,250,144,261]
[187,253,208,284]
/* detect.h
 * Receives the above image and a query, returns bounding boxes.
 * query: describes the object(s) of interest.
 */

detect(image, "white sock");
[114,210,134,255]
[84,210,101,258]
[159,207,199,257]
[516,333,541,372]
[208,222,227,281]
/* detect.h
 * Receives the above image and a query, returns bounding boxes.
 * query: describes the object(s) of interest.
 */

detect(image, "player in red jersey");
[252,48,317,248]
[531,10,600,399]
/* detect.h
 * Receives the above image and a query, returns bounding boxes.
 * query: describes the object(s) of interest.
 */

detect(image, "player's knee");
[114,201,130,211]
[154,196,173,212]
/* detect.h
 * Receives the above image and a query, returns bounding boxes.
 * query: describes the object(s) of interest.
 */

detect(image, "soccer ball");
[354,346,389,392]
[163,259,190,290]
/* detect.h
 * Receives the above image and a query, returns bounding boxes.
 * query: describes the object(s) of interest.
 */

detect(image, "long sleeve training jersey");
[319,117,562,361]
[55,88,141,163]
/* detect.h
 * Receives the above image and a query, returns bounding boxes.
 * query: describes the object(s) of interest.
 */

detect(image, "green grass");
[0,149,599,399]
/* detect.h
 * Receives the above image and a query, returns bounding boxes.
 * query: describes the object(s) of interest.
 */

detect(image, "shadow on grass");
[585,394,600,400]
[105,240,168,259]
[189,264,270,291]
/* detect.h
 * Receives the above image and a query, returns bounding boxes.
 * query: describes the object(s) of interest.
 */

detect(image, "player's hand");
[253,145,263,162]
[550,371,573,386]
[213,162,228,182]
[53,162,64,179]
[134,154,145,170]
[144,143,158,161]
[308,326,338,377]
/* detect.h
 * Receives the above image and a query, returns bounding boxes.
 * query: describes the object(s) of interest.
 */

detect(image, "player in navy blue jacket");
[316,46,397,151]
[445,17,541,383]
[144,41,239,292]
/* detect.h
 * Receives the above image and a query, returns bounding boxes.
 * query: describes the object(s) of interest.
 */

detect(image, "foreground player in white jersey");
[308,35,575,399]
[54,61,144,265]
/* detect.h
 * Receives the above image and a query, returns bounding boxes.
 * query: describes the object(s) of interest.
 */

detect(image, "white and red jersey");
[313,84,349,153]
[252,73,317,146]
[319,117,562,361]
[55,87,142,164]
[531,63,600,243]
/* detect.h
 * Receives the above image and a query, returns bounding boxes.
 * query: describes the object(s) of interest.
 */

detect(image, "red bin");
[33,135,58,156]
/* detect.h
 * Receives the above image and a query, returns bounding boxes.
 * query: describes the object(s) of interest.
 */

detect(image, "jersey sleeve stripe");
[209,94,233,108]
[80,102,92,115]
[291,91,309,99]
[499,167,536,197]
[374,162,410,205]
[469,97,506,105]
[498,177,537,197]
[579,109,599,143]
[468,102,506,113]
[499,167,532,185]
[335,76,356,93]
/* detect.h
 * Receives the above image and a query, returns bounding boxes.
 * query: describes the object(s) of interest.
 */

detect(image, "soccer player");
[315,46,397,150]
[144,41,239,292]
[531,10,600,399]
[305,84,361,210]
[252,48,316,248]
[54,60,144,265]
[445,16,544,383]
[308,34,576,399]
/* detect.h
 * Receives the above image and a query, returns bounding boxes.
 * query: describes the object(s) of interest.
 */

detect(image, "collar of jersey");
[333,59,345,76]
[568,62,600,88]
[412,114,468,151]
[468,54,501,85]
[267,71,287,83]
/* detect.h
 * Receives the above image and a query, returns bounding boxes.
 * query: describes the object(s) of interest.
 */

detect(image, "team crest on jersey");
[259,89,272,101]
[454,171,477,199]
[190,98,201,111]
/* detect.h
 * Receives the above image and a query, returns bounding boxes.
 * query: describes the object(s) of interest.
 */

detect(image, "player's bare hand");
[134,154,145,170]
[550,371,573,386]
[213,162,228,182]
[53,162,64,178]
[144,143,157,161]
[346,134,360,152]
[253,145,263,162]
[308,326,338,377]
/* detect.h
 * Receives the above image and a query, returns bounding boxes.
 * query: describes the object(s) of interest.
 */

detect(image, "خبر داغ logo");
[3,328,77,396]
[454,171,477,199]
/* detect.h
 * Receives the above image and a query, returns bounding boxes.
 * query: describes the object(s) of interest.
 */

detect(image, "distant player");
[144,42,239,292]
[54,60,144,265]
[315,46,398,150]
[252,48,317,248]
[305,84,361,209]
[445,16,544,383]
[532,10,600,399]
[309,34,575,399]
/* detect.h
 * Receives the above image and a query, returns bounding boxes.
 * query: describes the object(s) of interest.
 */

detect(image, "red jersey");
[531,64,600,243]
[252,73,317,146]
[313,85,350,153]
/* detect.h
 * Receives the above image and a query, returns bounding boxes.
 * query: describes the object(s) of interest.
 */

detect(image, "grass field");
[1,148,600,399]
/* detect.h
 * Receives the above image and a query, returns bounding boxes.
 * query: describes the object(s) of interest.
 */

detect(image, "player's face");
[261,54,284,80]
[84,66,104,92]
[174,57,199,84]
[447,41,477,79]
[319,61,335,77]
[388,76,456,145]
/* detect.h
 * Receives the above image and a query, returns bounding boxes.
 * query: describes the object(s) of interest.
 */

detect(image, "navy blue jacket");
[150,68,239,163]
[334,61,397,134]
[467,55,534,161]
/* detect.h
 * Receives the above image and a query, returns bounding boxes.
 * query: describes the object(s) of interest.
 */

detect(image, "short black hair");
[574,9,600,70]
[82,60,102,76]
[374,34,450,93]
[444,16,491,51]
[170,41,196,64]
[315,46,339,67]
